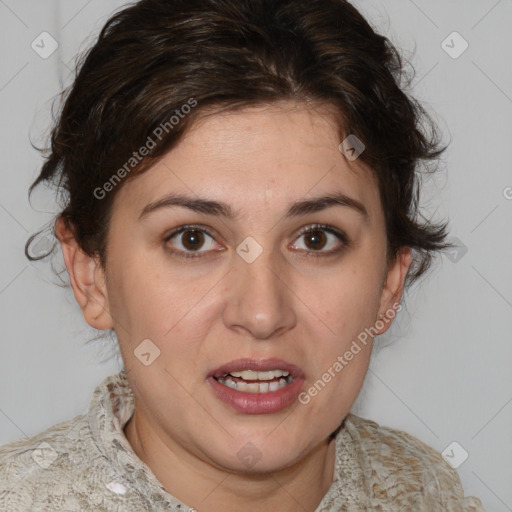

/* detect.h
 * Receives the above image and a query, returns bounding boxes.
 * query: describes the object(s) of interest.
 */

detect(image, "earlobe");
[376,246,412,334]
[55,217,114,331]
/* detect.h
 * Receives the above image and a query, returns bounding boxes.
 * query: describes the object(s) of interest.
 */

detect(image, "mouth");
[215,369,294,393]
[207,358,305,414]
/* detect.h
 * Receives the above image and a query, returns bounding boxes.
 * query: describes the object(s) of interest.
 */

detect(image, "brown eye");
[180,230,205,251]
[303,230,328,250]
[165,225,219,259]
[291,224,348,256]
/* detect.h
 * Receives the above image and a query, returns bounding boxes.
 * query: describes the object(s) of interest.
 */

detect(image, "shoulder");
[0,414,109,511]
[341,413,487,511]
[344,413,449,470]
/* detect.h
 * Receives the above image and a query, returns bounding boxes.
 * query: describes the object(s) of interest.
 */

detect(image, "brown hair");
[26,0,451,288]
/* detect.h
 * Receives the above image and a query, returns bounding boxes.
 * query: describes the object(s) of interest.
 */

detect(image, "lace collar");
[86,370,365,510]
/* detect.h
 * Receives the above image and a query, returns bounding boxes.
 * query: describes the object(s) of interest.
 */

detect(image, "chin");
[202,433,312,475]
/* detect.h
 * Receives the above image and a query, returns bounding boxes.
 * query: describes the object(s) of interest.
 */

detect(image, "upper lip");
[209,358,305,379]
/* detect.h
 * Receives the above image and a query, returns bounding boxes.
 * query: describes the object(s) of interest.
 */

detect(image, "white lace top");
[0,371,486,511]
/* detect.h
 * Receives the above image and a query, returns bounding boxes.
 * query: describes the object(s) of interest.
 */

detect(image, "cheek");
[299,341,372,434]
[105,253,179,340]
[109,262,218,372]
[297,255,384,388]
[300,279,376,407]
[308,263,383,334]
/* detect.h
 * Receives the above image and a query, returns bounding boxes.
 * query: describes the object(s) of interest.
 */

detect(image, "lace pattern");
[0,371,487,511]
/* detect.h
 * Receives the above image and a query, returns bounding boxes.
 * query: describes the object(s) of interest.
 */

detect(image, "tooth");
[222,378,237,389]
[236,380,249,392]
[256,371,274,380]
[228,369,291,380]
[245,383,260,393]
[217,375,293,393]
[258,382,270,393]
[269,381,279,392]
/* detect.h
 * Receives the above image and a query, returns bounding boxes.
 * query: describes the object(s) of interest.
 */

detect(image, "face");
[63,101,409,473]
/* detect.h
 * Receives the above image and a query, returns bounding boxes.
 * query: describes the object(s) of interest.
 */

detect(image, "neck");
[124,408,337,512]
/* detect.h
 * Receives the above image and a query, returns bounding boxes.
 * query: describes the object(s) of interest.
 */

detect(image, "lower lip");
[207,376,305,414]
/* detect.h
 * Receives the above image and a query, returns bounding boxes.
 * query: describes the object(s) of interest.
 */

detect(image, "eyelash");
[163,223,350,260]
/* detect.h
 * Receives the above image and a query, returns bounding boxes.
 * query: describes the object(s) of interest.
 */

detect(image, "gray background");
[0,1,510,510]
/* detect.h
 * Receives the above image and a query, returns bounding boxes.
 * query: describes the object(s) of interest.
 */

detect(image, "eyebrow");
[138,192,368,221]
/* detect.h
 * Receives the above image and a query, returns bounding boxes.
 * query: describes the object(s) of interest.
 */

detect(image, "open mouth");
[208,359,305,414]
[214,369,295,393]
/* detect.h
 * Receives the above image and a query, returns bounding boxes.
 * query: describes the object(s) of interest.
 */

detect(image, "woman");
[0,0,486,510]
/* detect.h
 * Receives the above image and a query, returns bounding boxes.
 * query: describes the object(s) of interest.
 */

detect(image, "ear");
[55,217,114,330]
[375,246,412,335]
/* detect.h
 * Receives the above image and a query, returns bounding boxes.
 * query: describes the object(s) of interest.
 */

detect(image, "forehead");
[114,102,382,221]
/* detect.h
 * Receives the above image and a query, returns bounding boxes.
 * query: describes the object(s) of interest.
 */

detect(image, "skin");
[56,101,411,512]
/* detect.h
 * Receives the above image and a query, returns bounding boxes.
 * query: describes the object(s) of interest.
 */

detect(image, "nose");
[222,245,297,340]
